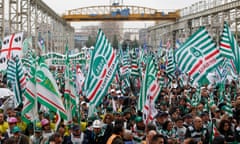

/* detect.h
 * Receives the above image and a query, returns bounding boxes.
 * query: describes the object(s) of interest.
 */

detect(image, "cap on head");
[135,116,143,123]
[35,126,42,132]
[184,114,193,119]
[92,120,102,128]
[200,112,209,117]
[73,125,80,131]
[155,111,168,118]
[8,117,17,123]
[12,126,21,133]
[41,119,49,126]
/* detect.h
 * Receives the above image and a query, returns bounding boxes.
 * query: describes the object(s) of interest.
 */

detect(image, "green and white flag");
[130,51,140,77]
[166,49,176,80]
[120,52,130,78]
[64,44,77,122]
[138,56,160,111]
[222,92,233,117]
[191,86,201,107]
[22,57,37,123]
[175,27,222,85]
[84,29,119,115]
[219,22,234,59]
[7,56,26,108]
[36,57,67,120]
[140,56,160,124]
[226,22,240,75]
[121,77,130,94]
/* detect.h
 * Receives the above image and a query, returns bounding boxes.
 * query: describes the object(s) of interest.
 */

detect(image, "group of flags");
[3,34,73,128]
[1,20,240,134]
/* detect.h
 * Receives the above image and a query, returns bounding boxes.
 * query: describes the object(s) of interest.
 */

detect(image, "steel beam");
[20,0,30,36]
[19,0,74,53]
[9,0,20,34]
[0,0,4,38]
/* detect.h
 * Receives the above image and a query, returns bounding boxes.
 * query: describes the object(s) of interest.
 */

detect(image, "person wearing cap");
[200,112,211,132]
[183,114,193,128]
[41,118,54,143]
[132,116,145,143]
[29,126,43,144]
[41,112,56,131]
[159,100,169,112]
[6,116,18,137]
[63,124,89,144]
[88,120,104,144]
[8,126,29,144]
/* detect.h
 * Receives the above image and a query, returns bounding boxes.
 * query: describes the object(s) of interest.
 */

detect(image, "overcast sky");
[42,0,201,28]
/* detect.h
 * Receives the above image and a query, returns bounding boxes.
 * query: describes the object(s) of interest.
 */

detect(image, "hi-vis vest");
[106,134,121,144]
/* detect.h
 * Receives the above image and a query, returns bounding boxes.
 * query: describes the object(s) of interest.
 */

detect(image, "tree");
[85,36,95,48]
[112,35,119,49]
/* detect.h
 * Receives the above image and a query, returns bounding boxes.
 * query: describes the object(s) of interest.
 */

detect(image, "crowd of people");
[0,76,239,144]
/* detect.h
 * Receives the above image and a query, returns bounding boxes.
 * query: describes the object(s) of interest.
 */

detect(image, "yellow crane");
[62,5,180,22]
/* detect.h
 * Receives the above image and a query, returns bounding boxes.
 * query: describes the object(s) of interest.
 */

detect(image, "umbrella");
[0,88,13,98]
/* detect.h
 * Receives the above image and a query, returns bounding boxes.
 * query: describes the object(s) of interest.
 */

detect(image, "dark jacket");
[63,133,89,144]
[220,130,235,142]
[185,125,209,144]
[84,129,105,144]
[103,124,114,143]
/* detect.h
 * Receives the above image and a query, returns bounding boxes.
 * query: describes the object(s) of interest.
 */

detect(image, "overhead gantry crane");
[62,5,180,22]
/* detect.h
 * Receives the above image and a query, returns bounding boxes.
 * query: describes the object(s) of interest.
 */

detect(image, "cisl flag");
[174,27,222,85]
[1,32,23,59]
[84,29,119,115]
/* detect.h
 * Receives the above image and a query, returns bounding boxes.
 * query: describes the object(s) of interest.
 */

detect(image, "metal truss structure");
[0,0,74,54]
[148,0,240,50]
[62,5,180,21]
